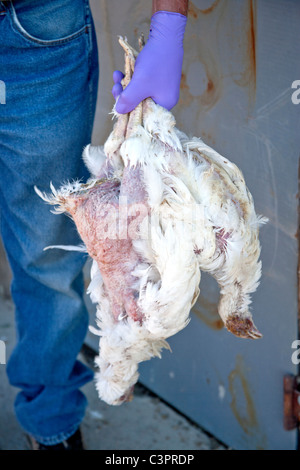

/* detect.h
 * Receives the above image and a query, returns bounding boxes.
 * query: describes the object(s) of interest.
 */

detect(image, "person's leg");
[0,0,99,445]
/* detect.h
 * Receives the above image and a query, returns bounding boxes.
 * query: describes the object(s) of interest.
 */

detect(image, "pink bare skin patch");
[62,178,147,323]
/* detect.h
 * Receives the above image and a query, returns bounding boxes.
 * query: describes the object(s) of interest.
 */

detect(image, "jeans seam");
[84,0,96,132]
[8,1,91,47]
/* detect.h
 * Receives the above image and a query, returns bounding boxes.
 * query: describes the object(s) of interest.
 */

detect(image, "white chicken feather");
[35,37,267,405]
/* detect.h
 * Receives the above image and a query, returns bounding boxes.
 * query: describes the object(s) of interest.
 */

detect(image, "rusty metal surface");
[85,0,300,449]
[283,375,300,431]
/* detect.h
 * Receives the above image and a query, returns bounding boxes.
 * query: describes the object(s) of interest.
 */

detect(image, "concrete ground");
[0,294,226,451]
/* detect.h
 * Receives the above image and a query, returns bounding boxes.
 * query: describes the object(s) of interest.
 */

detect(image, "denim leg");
[0,0,99,444]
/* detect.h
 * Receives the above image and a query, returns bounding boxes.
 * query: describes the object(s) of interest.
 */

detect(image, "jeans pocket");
[8,0,91,46]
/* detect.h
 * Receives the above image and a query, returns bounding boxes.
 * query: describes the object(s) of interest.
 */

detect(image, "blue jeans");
[0,0,99,445]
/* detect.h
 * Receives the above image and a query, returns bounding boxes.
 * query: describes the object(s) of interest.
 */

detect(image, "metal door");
[86,0,300,450]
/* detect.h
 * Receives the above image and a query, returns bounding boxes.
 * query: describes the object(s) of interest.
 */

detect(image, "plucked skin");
[35,37,266,405]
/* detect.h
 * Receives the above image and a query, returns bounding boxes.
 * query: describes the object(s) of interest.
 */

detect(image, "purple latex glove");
[112,11,187,114]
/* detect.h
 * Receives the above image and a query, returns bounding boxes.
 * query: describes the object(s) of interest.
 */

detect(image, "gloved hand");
[112,11,187,114]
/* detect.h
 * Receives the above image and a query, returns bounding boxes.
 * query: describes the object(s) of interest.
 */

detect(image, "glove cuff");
[150,11,187,46]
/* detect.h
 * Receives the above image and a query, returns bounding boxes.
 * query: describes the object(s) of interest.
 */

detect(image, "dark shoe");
[28,428,85,450]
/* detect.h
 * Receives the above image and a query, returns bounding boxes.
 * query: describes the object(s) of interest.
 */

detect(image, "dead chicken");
[35,37,267,405]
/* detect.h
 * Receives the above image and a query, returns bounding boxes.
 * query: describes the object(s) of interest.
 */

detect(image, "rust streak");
[180,72,189,92]
[228,356,268,449]
[207,78,214,93]
[188,0,221,19]
[193,296,224,330]
[228,355,258,434]
[187,1,199,19]
[229,0,257,107]
[201,130,216,146]
[179,72,194,107]
[199,0,222,15]
[249,0,257,94]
